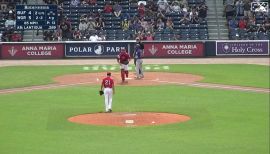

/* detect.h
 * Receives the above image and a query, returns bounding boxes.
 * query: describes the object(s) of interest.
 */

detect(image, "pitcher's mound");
[68,112,191,127]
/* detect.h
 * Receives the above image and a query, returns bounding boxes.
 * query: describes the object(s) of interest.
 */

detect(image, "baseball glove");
[99,90,104,96]
[122,60,129,65]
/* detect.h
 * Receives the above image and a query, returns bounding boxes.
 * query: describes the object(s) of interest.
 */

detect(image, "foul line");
[153,80,270,93]
[0,82,94,95]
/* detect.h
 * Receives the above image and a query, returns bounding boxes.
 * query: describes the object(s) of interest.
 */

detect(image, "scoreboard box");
[16,5,58,30]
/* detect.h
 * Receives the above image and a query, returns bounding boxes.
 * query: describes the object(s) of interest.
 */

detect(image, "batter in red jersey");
[100,72,115,113]
[117,49,131,82]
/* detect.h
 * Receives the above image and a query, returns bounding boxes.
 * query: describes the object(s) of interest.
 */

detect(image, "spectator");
[166,17,174,30]
[89,0,96,5]
[263,18,270,31]
[191,15,199,24]
[104,2,113,13]
[235,0,244,16]
[73,27,82,40]
[179,0,188,8]
[89,32,101,41]
[129,0,138,6]
[147,19,155,32]
[246,24,257,33]
[79,20,88,32]
[180,14,190,25]
[136,31,145,40]
[11,31,22,42]
[5,16,15,29]
[140,18,148,32]
[171,1,181,13]
[189,8,198,20]
[22,0,27,4]
[131,17,143,32]
[145,0,158,17]
[198,4,207,19]
[43,31,54,41]
[243,0,251,17]
[45,0,54,4]
[224,4,235,18]
[121,12,130,20]
[2,30,12,42]
[95,17,105,30]
[80,14,88,22]
[257,24,266,33]
[181,4,189,16]
[53,29,62,41]
[143,20,153,33]
[138,3,145,18]
[121,18,130,31]
[247,15,256,27]
[95,9,103,20]
[59,19,72,40]
[81,0,88,5]
[99,31,106,41]
[157,0,169,12]
[228,18,238,30]
[87,17,96,32]
[113,2,122,18]
[145,31,154,40]
[71,0,80,6]
[138,1,147,6]
[156,18,165,30]
[238,17,247,29]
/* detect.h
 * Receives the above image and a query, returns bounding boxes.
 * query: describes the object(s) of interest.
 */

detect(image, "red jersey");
[102,77,114,88]
[118,51,130,64]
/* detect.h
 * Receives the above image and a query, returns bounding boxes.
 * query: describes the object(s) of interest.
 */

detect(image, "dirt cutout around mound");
[68,112,191,127]
[54,72,203,86]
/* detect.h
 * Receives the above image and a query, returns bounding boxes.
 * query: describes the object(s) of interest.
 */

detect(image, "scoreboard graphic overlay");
[16,5,58,30]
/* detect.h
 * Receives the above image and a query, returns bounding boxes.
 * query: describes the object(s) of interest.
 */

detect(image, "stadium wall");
[0,40,269,59]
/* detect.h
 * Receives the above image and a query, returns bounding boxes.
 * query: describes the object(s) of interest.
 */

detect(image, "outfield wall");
[0,40,269,59]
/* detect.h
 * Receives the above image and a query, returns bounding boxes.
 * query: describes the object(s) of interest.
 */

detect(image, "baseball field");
[0,59,269,154]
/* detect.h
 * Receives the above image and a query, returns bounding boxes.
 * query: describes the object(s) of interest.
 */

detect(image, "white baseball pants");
[104,88,113,112]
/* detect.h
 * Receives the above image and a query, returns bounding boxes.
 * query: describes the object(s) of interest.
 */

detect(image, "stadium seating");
[61,0,209,41]
[225,0,270,40]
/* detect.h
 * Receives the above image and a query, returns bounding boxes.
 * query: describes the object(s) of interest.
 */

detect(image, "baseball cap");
[107,72,111,76]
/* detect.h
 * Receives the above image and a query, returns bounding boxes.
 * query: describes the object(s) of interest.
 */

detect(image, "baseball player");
[100,72,115,113]
[134,44,144,79]
[117,49,131,82]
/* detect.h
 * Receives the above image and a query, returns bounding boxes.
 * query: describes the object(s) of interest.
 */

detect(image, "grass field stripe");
[189,83,270,93]
[0,82,94,94]
[154,80,270,93]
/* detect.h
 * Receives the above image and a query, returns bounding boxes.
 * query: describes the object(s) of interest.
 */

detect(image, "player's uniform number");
[104,79,111,87]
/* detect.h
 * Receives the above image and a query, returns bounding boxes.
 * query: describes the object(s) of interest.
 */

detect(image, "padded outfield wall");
[0,40,269,59]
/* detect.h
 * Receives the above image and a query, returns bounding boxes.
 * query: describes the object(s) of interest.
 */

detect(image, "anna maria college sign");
[1,44,64,59]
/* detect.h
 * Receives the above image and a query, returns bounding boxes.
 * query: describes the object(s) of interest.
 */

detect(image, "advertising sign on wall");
[1,43,64,59]
[143,42,204,58]
[216,41,269,55]
[65,42,129,57]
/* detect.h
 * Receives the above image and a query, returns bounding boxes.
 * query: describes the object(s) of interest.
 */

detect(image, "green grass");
[0,64,269,89]
[0,85,268,154]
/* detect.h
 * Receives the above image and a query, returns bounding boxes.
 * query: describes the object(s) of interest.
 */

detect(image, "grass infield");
[0,64,269,154]
[0,64,269,89]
